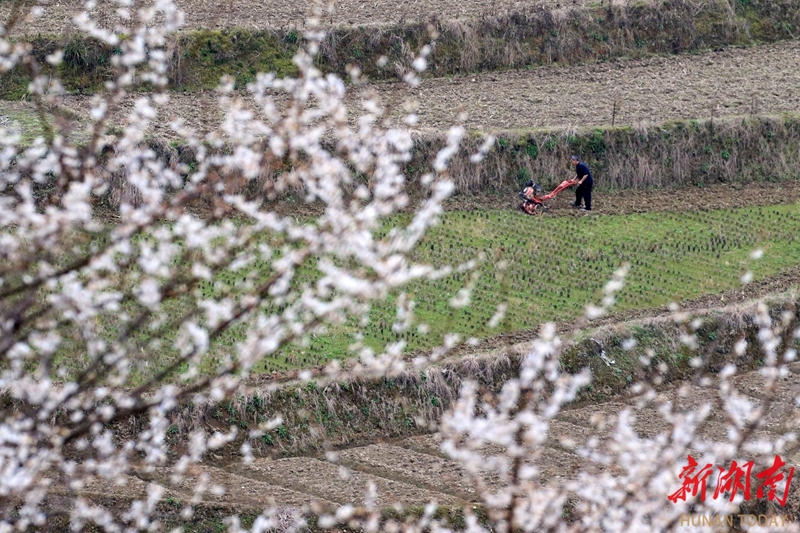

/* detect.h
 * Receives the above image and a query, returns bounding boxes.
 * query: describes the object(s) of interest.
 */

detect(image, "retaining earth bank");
[2,0,800,96]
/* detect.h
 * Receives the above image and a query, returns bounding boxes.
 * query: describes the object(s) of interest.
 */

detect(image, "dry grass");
[413,113,800,194]
[4,0,800,92]
[87,112,800,208]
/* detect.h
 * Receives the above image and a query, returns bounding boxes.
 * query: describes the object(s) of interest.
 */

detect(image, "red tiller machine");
[518,178,579,215]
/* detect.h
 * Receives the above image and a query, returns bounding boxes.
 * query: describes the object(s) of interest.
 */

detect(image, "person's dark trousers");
[575,177,593,210]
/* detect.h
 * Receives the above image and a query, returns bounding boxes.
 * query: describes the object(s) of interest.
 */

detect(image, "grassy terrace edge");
[33,289,797,460]
[2,0,800,97]
[63,113,800,210]
[413,113,800,194]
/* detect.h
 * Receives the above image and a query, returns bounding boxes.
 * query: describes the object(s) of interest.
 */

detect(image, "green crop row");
[359,204,798,356]
[44,202,800,385]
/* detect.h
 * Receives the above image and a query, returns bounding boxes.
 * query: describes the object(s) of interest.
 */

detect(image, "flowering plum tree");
[0,0,484,526]
[1,0,799,532]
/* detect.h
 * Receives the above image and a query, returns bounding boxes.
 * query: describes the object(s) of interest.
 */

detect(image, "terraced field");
[0,0,645,34]
[5,0,800,524]
[4,38,797,141]
[387,41,800,132]
[91,361,800,513]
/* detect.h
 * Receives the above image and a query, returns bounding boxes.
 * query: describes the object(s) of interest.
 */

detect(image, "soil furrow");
[77,473,187,501]
[336,444,480,501]
[396,433,591,484]
[227,456,462,506]
[144,465,337,509]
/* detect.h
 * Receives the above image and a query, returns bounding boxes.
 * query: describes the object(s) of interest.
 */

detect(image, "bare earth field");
[99,362,800,511]
[1,0,635,34]
[8,40,795,139]
[384,40,800,132]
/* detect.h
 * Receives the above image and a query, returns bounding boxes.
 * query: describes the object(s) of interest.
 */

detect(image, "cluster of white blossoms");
[439,303,800,533]
[2,0,800,531]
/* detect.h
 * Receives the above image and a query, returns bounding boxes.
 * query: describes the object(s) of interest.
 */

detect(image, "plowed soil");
[10,39,795,140]
[228,456,462,506]
[1,0,636,34]
[382,40,800,132]
[731,371,800,433]
[337,443,488,499]
[146,465,338,508]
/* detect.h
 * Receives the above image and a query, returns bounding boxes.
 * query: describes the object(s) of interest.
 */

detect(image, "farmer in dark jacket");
[570,155,593,211]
